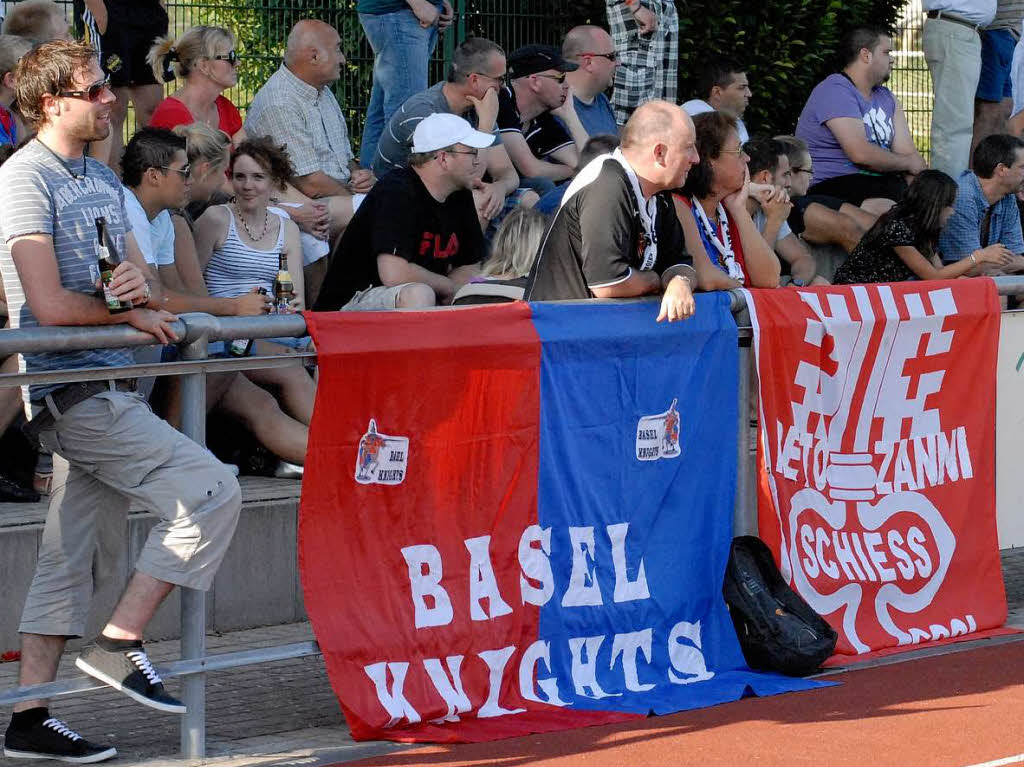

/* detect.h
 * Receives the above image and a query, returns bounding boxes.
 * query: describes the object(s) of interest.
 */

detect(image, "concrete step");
[0,477,305,652]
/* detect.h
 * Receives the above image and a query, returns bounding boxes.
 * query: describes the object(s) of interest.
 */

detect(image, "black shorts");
[788,194,846,235]
[806,172,907,207]
[99,2,168,87]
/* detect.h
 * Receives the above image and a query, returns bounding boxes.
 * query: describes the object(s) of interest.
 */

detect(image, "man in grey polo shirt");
[1,40,242,763]
[373,35,521,222]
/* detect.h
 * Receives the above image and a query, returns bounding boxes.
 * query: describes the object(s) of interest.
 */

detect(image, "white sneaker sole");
[4,745,118,763]
[75,656,186,714]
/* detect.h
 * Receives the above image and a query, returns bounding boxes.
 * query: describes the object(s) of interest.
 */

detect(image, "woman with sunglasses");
[147,25,246,147]
[672,111,781,290]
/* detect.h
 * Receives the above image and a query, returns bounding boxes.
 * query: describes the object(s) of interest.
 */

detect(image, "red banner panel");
[744,281,1007,658]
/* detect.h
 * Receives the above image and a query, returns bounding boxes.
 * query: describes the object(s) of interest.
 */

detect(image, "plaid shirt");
[938,170,1024,263]
[244,64,354,182]
[605,0,679,125]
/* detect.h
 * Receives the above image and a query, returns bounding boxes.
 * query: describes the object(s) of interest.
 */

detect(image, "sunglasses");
[58,76,110,102]
[471,71,506,84]
[792,166,814,175]
[534,72,566,83]
[160,164,192,177]
[445,149,479,158]
[581,51,617,62]
[211,50,239,65]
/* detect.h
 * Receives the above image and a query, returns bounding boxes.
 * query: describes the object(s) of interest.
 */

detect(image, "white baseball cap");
[411,113,497,153]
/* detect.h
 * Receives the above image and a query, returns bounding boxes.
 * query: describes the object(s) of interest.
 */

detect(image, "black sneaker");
[0,474,40,503]
[3,717,117,763]
[75,643,185,714]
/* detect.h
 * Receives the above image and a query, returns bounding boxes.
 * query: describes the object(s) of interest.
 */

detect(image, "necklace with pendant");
[234,203,268,242]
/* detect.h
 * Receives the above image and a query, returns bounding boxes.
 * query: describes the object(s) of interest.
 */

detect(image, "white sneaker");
[274,461,304,479]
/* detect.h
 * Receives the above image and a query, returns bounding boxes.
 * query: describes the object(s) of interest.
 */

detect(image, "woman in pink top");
[147,25,246,146]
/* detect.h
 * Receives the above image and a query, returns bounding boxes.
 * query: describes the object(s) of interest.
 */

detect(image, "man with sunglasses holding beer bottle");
[0,40,242,763]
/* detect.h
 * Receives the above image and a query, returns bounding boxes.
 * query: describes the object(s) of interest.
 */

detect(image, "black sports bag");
[722,535,838,676]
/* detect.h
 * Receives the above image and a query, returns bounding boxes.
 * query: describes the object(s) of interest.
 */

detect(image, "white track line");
[960,755,1024,767]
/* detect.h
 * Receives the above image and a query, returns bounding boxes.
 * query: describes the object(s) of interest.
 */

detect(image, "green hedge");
[185,0,907,146]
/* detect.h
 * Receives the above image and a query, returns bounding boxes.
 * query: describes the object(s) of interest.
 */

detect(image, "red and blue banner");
[301,296,823,743]
[744,281,1010,662]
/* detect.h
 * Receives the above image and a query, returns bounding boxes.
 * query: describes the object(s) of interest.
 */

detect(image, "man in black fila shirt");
[525,100,699,322]
[314,113,493,310]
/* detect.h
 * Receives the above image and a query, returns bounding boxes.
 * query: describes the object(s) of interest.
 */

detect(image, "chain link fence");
[4,0,931,156]
[891,0,931,160]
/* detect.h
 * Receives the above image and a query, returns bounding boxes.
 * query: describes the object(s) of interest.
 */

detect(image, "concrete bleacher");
[0,476,305,652]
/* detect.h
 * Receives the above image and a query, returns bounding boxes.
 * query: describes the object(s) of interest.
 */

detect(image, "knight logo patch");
[355,419,409,485]
[636,398,681,461]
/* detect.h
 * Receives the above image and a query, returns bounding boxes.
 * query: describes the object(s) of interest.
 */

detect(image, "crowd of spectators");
[3,0,1024,760]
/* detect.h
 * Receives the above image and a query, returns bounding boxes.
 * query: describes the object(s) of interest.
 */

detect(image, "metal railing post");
[178,329,208,760]
[734,343,755,537]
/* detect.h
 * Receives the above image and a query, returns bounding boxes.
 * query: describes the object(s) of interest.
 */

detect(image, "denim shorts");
[977,28,1016,102]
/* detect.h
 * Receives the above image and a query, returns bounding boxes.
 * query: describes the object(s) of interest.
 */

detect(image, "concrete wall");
[0,499,305,653]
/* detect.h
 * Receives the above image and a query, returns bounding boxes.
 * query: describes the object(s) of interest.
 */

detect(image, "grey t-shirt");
[0,139,134,407]
[751,207,793,245]
[373,82,456,176]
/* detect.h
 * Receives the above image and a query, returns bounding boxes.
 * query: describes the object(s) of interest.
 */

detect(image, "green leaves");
[174,0,905,147]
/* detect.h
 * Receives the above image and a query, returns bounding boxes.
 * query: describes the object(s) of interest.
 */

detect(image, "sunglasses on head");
[58,75,110,102]
[211,50,239,65]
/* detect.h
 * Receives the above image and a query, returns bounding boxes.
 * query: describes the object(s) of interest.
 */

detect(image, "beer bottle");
[96,217,132,314]
[228,288,267,357]
[273,251,293,314]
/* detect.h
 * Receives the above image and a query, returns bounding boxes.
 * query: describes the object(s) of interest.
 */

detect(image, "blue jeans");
[358,9,439,168]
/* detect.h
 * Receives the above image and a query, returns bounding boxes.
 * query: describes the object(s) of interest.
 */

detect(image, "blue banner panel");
[530,296,825,714]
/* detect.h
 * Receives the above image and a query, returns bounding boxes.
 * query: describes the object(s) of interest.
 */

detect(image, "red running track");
[350,642,1024,767]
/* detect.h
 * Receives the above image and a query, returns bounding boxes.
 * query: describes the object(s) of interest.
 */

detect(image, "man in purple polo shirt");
[795,27,926,213]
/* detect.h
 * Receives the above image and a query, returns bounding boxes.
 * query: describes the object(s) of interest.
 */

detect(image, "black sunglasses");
[581,51,617,62]
[58,76,110,102]
[211,50,239,65]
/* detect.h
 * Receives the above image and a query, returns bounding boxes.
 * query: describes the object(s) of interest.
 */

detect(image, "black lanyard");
[35,138,88,181]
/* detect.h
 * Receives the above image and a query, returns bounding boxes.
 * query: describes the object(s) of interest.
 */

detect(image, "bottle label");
[100,270,120,310]
[229,338,251,357]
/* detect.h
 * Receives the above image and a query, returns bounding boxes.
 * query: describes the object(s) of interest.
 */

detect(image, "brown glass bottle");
[96,217,132,314]
[273,251,293,313]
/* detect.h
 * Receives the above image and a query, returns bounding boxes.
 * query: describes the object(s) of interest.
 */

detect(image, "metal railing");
[1,278,1021,759]
[0,312,314,760]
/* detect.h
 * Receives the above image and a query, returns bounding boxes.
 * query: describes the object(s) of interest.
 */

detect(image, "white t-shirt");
[922,0,996,26]
[681,99,750,144]
[124,187,175,266]
[1012,23,1024,120]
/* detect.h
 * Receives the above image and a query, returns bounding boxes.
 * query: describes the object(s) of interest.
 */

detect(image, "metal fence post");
[734,343,755,538]
[179,331,208,760]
